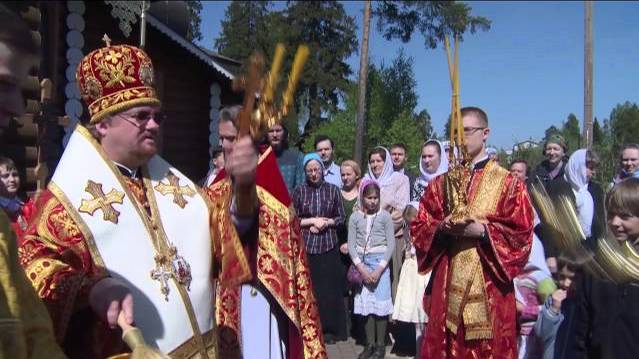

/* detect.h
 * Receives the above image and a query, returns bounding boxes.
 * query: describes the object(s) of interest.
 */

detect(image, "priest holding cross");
[17,37,257,359]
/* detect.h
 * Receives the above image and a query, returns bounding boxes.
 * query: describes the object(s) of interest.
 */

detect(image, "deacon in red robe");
[412,107,533,359]
[208,105,326,359]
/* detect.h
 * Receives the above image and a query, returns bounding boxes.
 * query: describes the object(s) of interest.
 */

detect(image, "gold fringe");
[90,96,161,124]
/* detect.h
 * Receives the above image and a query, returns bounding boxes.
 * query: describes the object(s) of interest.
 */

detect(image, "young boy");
[534,255,580,359]
[564,178,639,359]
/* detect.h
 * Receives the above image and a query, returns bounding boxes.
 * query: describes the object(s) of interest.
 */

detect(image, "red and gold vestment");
[412,159,533,359]
[209,146,327,359]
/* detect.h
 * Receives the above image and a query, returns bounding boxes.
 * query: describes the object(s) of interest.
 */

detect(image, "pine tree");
[283,1,358,132]
[374,1,491,48]
[185,0,203,41]
[214,1,272,62]
[562,113,581,153]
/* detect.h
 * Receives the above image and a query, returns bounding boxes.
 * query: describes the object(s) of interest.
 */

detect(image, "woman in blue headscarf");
[292,153,347,343]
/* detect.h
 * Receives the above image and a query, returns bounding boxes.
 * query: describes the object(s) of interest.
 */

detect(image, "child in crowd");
[514,235,556,359]
[563,178,639,359]
[0,156,32,237]
[348,179,396,359]
[534,255,580,359]
[392,202,431,358]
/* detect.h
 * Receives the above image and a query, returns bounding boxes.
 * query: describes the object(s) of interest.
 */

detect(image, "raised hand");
[225,136,257,187]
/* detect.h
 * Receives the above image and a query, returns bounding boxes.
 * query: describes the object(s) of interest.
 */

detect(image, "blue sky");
[197,1,639,149]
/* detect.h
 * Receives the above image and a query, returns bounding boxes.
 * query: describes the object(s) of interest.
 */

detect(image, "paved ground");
[326,338,411,359]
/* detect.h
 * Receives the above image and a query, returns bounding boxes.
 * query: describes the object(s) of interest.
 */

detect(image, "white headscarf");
[417,140,449,188]
[365,146,402,188]
[564,149,594,237]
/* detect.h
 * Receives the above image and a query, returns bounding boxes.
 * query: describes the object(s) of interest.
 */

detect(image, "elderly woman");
[533,134,569,186]
[292,153,347,344]
[412,140,449,201]
[364,146,410,299]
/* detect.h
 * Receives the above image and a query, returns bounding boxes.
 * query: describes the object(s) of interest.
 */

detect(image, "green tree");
[384,110,429,173]
[283,1,358,131]
[509,143,544,173]
[301,87,357,163]
[609,101,639,154]
[562,113,581,153]
[374,1,491,48]
[592,117,604,146]
[214,1,272,61]
[186,0,203,41]
[304,51,432,174]
[544,125,561,139]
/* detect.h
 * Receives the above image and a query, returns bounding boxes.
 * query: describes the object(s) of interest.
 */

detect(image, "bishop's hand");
[89,277,134,329]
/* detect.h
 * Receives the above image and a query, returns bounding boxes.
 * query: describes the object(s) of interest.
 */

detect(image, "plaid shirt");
[292,181,345,254]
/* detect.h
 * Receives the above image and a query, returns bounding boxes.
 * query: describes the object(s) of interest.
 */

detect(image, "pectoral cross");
[154,172,195,209]
[78,180,125,223]
[150,255,172,301]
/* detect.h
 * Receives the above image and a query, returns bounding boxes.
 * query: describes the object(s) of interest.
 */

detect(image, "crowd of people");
[255,107,639,359]
[2,5,639,359]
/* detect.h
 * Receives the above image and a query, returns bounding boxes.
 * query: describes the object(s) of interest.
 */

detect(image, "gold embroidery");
[446,160,509,340]
[50,210,81,239]
[88,87,160,121]
[143,171,213,358]
[49,182,108,274]
[154,171,196,209]
[70,127,214,357]
[93,46,137,88]
[78,180,125,223]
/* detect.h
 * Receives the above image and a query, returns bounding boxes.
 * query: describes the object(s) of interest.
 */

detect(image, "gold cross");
[78,180,125,223]
[102,34,112,47]
[154,172,195,209]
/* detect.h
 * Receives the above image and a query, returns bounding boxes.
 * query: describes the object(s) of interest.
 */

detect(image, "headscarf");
[303,152,324,185]
[365,146,401,188]
[406,201,419,211]
[544,134,568,153]
[303,152,324,171]
[358,177,380,213]
[564,149,594,237]
[417,140,449,188]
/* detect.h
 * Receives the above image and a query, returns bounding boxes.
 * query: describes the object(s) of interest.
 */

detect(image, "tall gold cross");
[154,172,195,209]
[78,180,125,223]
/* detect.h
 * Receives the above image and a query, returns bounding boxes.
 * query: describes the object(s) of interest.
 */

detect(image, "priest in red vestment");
[208,105,326,359]
[411,106,534,359]
[17,39,258,359]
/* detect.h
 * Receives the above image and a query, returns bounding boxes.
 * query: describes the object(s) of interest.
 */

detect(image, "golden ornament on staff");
[232,43,310,216]
[233,42,310,142]
[443,35,472,222]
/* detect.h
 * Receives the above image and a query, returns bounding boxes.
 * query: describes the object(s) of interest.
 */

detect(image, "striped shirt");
[292,181,345,254]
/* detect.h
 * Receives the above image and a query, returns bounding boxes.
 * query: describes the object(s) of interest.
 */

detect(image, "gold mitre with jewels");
[76,35,161,124]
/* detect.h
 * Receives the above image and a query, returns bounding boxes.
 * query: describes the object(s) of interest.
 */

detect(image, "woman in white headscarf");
[412,140,449,201]
[365,146,410,299]
[564,149,594,238]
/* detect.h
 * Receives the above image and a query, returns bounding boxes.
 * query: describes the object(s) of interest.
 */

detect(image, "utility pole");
[583,1,593,148]
[355,0,371,165]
